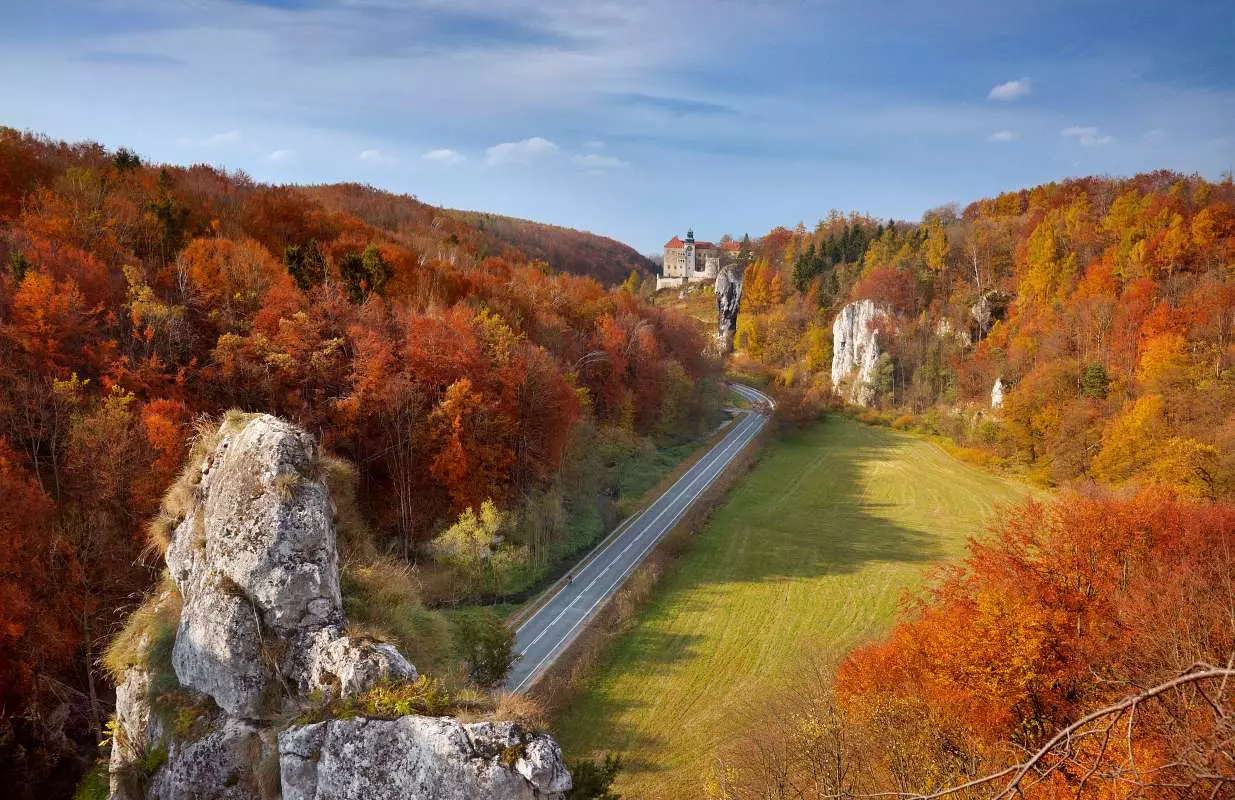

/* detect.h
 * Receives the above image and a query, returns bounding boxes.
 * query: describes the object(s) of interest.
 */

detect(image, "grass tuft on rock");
[341,557,454,678]
[102,574,181,682]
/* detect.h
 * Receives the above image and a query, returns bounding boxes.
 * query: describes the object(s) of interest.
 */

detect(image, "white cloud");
[179,130,242,146]
[358,149,398,164]
[1062,125,1115,146]
[988,78,1031,101]
[423,148,465,165]
[573,153,628,170]
[484,136,559,166]
[264,148,295,163]
[583,140,606,149]
[986,130,1017,142]
[1143,128,1166,144]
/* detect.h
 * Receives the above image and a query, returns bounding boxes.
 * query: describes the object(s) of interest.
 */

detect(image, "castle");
[656,229,739,290]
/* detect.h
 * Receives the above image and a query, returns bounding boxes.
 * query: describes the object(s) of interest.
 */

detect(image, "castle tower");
[685,228,696,274]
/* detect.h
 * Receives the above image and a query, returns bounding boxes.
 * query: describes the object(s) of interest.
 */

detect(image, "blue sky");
[2,0,1232,253]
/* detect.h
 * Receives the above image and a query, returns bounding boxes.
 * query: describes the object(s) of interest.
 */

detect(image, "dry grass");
[102,574,182,682]
[490,691,549,730]
[319,455,377,563]
[340,556,455,679]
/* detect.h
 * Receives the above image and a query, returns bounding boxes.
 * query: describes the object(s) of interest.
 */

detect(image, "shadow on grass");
[704,415,950,583]
[554,415,967,769]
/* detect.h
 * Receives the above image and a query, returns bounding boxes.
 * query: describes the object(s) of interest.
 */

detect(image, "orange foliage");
[836,490,1235,794]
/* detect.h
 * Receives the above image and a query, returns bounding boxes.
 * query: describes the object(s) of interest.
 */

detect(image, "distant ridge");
[304,183,653,285]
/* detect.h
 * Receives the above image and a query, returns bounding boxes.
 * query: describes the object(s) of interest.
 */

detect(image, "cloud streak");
[1062,125,1115,146]
[180,130,242,147]
[423,148,465,165]
[573,153,628,170]
[359,149,398,164]
[987,130,1018,142]
[988,78,1031,101]
[485,137,559,166]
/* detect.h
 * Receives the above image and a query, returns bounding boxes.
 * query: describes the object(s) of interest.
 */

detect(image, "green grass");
[612,439,709,517]
[551,414,1032,799]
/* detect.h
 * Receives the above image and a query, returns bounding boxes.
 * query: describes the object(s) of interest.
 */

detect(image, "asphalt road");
[507,383,774,692]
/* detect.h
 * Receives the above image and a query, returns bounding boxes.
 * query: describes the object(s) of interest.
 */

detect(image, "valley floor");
[550,414,1030,798]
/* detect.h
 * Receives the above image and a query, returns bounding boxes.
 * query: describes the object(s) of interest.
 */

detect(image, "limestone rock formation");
[109,413,569,800]
[970,290,1013,340]
[715,264,743,354]
[831,299,884,406]
[991,377,1005,409]
[280,718,571,800]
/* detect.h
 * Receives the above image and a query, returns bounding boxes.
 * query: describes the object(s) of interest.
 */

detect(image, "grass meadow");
[551,414,1031,798]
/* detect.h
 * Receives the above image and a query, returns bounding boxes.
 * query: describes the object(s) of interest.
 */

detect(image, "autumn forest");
[2,124,1235,799]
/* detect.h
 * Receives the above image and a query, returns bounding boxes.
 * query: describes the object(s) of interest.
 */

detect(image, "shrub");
[448,608,519,688]
[566,753,623,799]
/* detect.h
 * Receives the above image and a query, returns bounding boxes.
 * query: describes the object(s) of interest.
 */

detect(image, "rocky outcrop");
[280,719,571,800]
[109,414,569,800]
[163,415,414,720]
[831,300,884,406]
[970,290,1013,340]
[991,378,1005,409]
[715,264,743,354]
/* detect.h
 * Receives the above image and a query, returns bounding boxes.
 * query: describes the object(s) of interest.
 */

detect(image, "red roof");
[695,241,717,250]
[664,236,684,248]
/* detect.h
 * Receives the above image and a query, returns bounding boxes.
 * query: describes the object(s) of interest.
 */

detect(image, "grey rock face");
[110,413,569,800]
[304,628,418,698]
[146,718,269,800]
[715,264,744,354]
[109,667,154,800]
[165,415,411,719]
[831,300,884,406]
[991,377,1005,409]
[280,717,569,800]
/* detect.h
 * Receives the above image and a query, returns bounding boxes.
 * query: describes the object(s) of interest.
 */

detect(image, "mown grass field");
[551,414,1031,798]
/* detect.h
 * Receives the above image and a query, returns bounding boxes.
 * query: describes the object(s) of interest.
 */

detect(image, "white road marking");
[509,387,771,692]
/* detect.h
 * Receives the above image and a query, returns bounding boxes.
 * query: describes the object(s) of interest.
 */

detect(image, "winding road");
[507,383,774,692]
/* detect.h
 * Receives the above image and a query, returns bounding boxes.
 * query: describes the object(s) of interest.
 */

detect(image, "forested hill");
[730,171,1235,497]
[303,183,654,285]
[0,127,718,796]
[449,210,655,285]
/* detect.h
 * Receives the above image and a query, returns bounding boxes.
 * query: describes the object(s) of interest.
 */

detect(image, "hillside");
[450,210,656,286]
[727,173,1235,497]
[302,183,654,285]
[0,127,720,798]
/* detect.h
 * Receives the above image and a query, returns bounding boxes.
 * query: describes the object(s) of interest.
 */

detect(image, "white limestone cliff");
[831,300,884,406]
[715,264,743,354]
[109,414,570,800]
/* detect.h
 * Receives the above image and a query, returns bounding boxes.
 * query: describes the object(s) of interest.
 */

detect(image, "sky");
[2,0,1233,253]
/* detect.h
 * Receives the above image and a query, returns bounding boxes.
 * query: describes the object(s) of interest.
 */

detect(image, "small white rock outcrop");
[991,378,1005,409]
[109,413,570,800]
[831,299,884,406]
